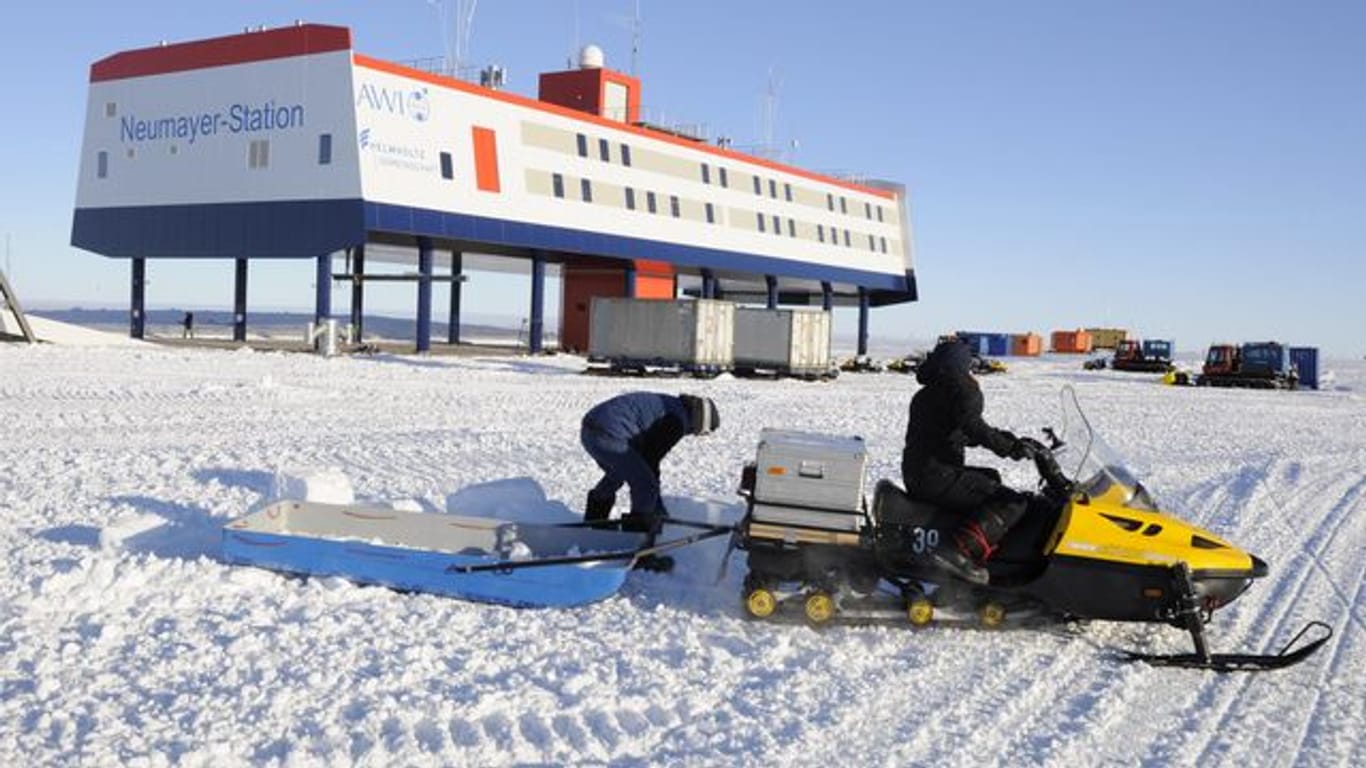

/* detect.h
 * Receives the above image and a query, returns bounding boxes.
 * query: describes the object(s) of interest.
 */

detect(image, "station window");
[817,224,824,243]
[620,143,632,167]
[768,179,777,198]
[827,193,834,211]
[581,178,593,202]
[705,202,715,224]
[753,176,762,195]
[96,150,108,179]
[552,173,565,198]
[868,234,876,250]
[625,187,636,210]
[843,228,851,246]
[248,139,270,169]
[105,101,116,117]
[788,218,796,237]
[318,133,333,165]
[701,163,711,184]
[596,138,609,162]
[757,212,766,232]
[772,214,781,235]
[670,195,681,218]
[840,197,848,214]
[877,206,885,222]
[576,133,588,157]
[880,236,888,253]
[719,167,728,188]
[647,191,657,214]
[784,183,793,202]
[865,202,873,219]
[439,152,453,180]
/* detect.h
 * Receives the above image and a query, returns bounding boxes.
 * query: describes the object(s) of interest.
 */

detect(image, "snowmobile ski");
[1122,620,1333,672]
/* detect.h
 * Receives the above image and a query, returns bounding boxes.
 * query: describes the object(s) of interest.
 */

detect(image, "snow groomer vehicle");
[734,388,1330,671]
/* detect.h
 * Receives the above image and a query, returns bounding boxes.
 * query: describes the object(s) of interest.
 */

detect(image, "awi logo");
[357,82,431,123]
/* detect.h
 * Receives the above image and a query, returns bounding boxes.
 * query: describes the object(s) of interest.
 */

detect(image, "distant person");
[182,311,195,339]
[901,339,1035,584]
[580,392,720,547]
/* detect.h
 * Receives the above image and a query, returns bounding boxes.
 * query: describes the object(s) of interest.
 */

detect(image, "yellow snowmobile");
[737,388,1330,671]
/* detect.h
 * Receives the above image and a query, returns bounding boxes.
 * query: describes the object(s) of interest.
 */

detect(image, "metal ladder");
[0,269,36,343]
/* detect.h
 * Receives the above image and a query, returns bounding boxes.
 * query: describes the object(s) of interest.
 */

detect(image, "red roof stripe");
[354,54,897,201]
[90,24,351,83]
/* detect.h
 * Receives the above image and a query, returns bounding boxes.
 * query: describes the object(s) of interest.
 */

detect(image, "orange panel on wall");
[471,126,501,192]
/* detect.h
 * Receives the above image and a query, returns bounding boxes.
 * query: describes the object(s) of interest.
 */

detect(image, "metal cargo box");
[1290,346,1319,390]
[752,429,867,513]
[733,307,832,375]
[588,298,734,368]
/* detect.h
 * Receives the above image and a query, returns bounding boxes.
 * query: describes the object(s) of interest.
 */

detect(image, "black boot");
[585,490,615,522]
[929,543,989,585]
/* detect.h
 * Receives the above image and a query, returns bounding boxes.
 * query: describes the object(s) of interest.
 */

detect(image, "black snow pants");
[906,465,1030,560]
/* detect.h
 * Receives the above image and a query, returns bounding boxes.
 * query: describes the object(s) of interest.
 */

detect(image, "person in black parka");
[902,339,1033,584]
[580,391,720,544]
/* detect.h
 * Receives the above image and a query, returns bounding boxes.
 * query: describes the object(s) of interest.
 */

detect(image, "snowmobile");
[735,387,1331,671]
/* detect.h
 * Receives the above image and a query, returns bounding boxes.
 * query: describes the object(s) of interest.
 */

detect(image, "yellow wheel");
[907,598,934,627]
[980,602,1007,628]
[745,588,778,619]
[804,592,836,625]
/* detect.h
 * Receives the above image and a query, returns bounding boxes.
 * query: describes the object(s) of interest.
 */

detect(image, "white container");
[733,307,832,375]
[752,429,867,513]
[588,298,734,368]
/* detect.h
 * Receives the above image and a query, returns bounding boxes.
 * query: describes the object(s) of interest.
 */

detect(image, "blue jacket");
[582,392,693,461]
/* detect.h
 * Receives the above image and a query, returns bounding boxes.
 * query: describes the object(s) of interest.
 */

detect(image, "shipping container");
[1141,339,1174,360]
[952,332,991,357]
[588,297,734,370]
[1290,347,1319,390]
[733,307,832,376]
[1086,328,1129,350]
[1011,333,1043,357]
[1051,329,1094,354]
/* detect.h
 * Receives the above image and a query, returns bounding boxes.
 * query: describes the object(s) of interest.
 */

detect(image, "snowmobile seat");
[872,480,947,528]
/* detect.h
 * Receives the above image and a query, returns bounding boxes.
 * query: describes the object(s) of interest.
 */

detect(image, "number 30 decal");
[911,527,941,554]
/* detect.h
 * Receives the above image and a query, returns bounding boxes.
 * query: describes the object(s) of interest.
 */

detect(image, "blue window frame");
[753,176,762,195]
[625,187,636,210]
[772,214,781,235]
[552,173,565,198]
[576,133,587,157]
[840,197,848,214]
[440,152,453,179]
[581,178,593,202]
[719,167,728,188]
[788,218,796,237]
[817,224,824,243]
[768,179,777,198]
[705,202,715,223]
[701,163,711,184]
[620,143,632,166]
[865,202,873,219]
[97,150,108,178]
[827,193,834,211]
[757,212,766,232]
[670,195,681,218]
[784,183,792,202]
[877,206,884,222]
[318,134,332,165]
[599,138,610,162]
[647,191,657,213]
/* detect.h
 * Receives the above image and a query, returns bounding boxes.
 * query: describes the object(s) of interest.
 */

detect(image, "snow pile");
[22,314,146,346]
[1,343,1363,765]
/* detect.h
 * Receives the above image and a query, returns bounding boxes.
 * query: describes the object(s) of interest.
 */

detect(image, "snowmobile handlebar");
[1028,433,1072,498]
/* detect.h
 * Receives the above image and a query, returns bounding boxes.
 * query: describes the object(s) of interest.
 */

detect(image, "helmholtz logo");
[357,126,434,174]
[356,82,430,122]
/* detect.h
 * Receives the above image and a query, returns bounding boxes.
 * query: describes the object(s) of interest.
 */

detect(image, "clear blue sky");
[2,1,1362,356]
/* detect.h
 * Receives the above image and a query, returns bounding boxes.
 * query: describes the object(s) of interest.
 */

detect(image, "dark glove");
[1011,436,1045,460]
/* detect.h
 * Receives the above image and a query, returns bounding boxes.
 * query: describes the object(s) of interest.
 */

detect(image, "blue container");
[1290,347,1319,390]
[953,332,990,357]
[984,334,1010,356]
[1142,339,1174,360]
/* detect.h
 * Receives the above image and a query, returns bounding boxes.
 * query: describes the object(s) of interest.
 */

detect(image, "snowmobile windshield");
[1053,387,1159,512]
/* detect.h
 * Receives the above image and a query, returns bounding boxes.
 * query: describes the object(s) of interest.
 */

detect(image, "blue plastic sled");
[222,500,649,608]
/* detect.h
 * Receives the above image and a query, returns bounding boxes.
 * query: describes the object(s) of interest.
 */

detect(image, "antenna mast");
[631,0,642,76]
[761,67,782,160]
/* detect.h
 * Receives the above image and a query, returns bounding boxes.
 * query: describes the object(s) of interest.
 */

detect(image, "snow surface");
[2,338,1364,766]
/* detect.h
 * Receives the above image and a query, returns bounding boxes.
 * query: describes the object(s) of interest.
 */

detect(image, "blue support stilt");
[130,258,145,339]
[314,253,331,324]
[765,275,778,309]
[350,244,365,341]
[624,261,637,299]
[701,269,716,300]
[448,251,462,345]
[233,258,248,342]
[857,287,870,356]
[529,252,546,354]
[821,281,833,312]
[416,237,433,353]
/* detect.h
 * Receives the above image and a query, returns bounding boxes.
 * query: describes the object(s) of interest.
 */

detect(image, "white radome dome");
[579,44,605,69]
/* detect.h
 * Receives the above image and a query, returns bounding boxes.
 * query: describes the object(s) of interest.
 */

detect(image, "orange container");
[1011,333,1043,357]
[1050,329,1094,354]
